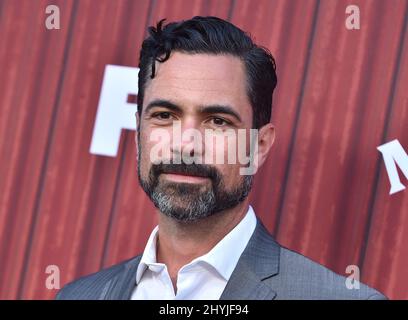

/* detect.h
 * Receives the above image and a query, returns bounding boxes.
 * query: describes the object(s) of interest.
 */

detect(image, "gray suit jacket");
[56,219,386,300]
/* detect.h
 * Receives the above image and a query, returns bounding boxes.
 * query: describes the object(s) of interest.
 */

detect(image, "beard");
[137,140,253,222]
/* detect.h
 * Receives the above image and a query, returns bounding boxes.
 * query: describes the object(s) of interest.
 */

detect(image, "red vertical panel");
[0,0,74,299]
[275,0,407,298]
[364,12,408,299]
[19,0,151,299]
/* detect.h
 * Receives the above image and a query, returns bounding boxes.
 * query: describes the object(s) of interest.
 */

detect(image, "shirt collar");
[136,225,159,284]
[136,206,257,284]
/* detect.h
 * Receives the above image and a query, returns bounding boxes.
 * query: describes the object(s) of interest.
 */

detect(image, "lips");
[160,170,209,178]
[160,172,210,184]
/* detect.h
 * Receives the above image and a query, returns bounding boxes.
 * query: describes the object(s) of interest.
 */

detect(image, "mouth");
[160,172,210,183]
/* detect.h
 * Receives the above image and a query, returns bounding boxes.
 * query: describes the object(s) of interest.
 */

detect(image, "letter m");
[377,139,408,195]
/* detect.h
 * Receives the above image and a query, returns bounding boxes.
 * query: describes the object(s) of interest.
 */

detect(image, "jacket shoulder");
[55,257,138,300]
[272,247,386,300]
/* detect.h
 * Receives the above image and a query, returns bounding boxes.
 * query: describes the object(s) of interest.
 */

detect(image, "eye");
[153,112,172,120]
[210,117,230,126]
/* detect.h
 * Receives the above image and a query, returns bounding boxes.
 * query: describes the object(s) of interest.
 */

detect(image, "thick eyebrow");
[144,99,183,114]
[199,105,242,123]
[144,99,242,123]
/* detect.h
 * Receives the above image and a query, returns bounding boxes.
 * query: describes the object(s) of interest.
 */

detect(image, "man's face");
[137,52,255,222]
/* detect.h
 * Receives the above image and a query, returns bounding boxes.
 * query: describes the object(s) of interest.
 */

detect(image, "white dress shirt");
[131,206,257,300]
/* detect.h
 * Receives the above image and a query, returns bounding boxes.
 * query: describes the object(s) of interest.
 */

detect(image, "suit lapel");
[101,255,142,300]
[220,219,280,300]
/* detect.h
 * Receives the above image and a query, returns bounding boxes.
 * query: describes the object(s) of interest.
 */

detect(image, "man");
[57,16,386,300]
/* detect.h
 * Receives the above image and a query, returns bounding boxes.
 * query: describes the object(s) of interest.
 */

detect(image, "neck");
[155,200,250,287]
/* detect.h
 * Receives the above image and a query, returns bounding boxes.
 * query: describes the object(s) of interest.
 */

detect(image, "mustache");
[150,162,220,181]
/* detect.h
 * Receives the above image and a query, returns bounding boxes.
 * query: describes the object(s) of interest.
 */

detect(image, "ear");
[135,112,140,155]
[253,123,275,172]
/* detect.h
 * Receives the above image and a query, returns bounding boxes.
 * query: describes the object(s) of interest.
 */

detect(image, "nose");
[170,119,204,162]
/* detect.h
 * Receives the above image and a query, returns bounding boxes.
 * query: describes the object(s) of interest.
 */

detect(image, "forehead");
[143,52,251,115]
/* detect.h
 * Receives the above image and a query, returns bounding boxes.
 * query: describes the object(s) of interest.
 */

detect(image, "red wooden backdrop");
[0,0,407,299]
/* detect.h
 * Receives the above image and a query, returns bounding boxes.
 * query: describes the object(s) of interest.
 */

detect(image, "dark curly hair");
[137,16,277,129]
